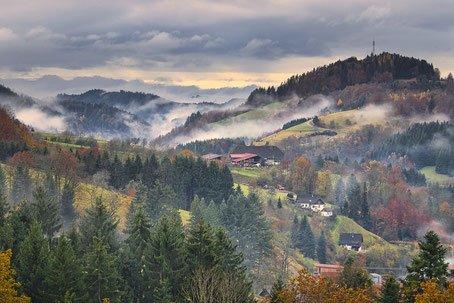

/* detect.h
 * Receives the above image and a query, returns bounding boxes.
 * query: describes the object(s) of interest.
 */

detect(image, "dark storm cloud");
[0,0,453,82]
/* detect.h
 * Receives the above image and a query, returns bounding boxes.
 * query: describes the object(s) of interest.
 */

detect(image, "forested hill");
[0,107,37,146]
[57,89,161,107]
[247,52,439,106]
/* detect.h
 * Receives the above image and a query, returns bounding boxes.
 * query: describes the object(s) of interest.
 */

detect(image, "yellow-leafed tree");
[0,249,30,303]
[415,280,454,303]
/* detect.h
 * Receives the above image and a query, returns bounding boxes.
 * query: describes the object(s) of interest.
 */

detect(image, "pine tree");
[360,182,372,230]
[335,179,345,208]
[11,166,32,205]
[17,221,51,303]
[60,182,76,226]
[345,174,362,221]
[185,219,216,272]
[123,208,152,302]
[317,232,328,263]
[300,215,316,259]
[277,197,283,209]
[47,235,83,302]
[146,211,186,302]
[290,216,301,249]
[213,229,253,303]
[381,275,400,303]
[79,197,118,252]
[405,230,449,301]
[43,172,59,202]
[189,195,206,225]
[32,187,61,239]
[338,257,372,290]
[83,237,122,303]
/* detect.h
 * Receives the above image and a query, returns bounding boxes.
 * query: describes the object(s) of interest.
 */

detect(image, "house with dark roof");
[296,194,325,212]
[339,233,363,251]
[231,144,283,164]
[229,153,262,166]
[201,153,225,162]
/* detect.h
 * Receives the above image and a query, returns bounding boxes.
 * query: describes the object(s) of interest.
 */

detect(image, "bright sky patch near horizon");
[0,0,453,90]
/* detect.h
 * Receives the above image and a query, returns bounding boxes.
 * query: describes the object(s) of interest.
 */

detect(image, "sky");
[0,0,453,93]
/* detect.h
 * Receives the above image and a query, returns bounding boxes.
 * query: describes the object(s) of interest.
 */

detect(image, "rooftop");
[339,233,364,246]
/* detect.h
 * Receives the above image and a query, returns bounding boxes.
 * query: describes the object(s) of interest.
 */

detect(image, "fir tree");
[405,230,449,301]
[123,208,152,302]
[17,221,51,303]
[79,197,118,252]
[185,219,216,272]
[335,179,345,209]
[43,172,59,202]
[47,235,83,302]
[11,166,32,204]
[290,216,301,249]
[83,237,122,303]
[338,257,372,290]
[381,275,401,303]
[146,211,186,302]
[300,215,316,259]
[32,187,61,239]
[60,182,76,226]
[316,232,328,263]
[360,182,372,230]
[345,174,362,221]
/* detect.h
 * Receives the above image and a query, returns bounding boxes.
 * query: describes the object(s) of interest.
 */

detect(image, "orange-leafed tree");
[289,156,316,195]
[0,249,30,303]
[415,280,454,303]
[278,269,374,303]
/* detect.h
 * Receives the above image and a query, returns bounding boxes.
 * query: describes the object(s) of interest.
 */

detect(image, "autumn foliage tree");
[278,269,374,303]
[0,249,30,303]
[373,197,427,241]
[289,156,316,195]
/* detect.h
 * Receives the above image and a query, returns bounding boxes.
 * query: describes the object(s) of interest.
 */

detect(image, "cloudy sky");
[0,0,453,91]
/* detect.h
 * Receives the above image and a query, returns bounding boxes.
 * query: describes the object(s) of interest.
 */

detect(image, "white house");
[321,209,333,217]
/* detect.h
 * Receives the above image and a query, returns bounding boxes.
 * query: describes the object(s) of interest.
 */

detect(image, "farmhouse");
[314,263,343,279]
[229,153,262,166]
[231,144,283,164]
[339,233,363,251]
[296,195,325,211]
[201,153,225,162]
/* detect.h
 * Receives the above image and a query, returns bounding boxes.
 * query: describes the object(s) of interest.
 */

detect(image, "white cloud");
[15,107,66,132]
[0,27,17,41]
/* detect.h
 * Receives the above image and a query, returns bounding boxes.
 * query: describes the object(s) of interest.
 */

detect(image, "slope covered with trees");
[247,53,439,106]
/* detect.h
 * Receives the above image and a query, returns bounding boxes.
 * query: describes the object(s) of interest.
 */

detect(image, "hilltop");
[154,53,453,147]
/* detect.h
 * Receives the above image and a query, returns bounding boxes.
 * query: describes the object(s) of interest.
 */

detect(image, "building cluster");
[201,144,284,167]
[292,194,334,217]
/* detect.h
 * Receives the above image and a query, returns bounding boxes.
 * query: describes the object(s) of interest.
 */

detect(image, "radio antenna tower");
[372,40,375,55]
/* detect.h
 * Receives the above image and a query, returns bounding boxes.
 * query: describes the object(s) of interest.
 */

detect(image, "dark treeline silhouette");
[247,53,438,106]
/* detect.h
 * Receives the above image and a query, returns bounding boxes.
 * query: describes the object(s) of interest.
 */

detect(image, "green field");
[419,166,454,186]
[330,215,388,249]
[230,167,264,179]
[213,102,288,127]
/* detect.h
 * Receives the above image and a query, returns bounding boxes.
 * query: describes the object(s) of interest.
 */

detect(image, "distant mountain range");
[0,75,256,103]
[0,83,247,139]
[1,52,452,145]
